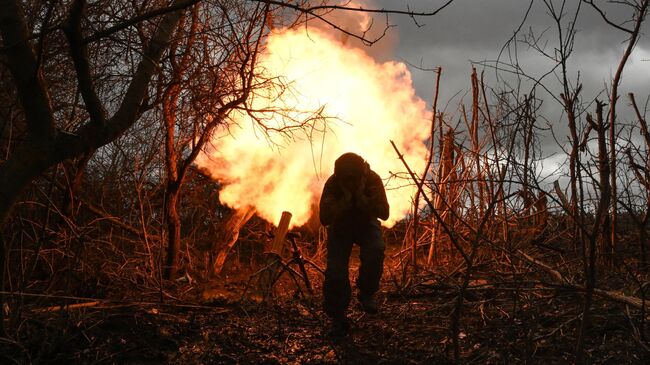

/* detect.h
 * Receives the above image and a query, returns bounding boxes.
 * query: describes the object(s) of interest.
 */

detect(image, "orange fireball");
[196,26,431,228]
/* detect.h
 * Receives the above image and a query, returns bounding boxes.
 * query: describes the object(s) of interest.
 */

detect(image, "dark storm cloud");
[376,0,648,50]
[357,0,649,181]
[355,1,647,118]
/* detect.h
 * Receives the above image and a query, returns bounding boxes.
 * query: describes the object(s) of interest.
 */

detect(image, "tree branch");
[582,0,634,34]
[255,0,455,17]
[64,0,107,126]
[83,0,201,44]
[0,0,56,139]
[253,0,455,46]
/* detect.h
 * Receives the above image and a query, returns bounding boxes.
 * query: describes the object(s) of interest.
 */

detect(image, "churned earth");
[3,243,647,364]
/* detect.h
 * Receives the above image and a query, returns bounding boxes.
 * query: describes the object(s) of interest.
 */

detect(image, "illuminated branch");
[254,0,456,45]
[390,140,470,264]
[255,0,455,16]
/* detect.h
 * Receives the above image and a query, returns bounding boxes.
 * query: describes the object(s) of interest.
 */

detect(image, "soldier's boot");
[328,315,351,337]
[358,293,379,314]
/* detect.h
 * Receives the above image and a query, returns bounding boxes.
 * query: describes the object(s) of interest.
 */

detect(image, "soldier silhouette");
[319,152,389,336]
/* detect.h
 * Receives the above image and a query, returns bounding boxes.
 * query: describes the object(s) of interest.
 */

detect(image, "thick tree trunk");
[0,0,57,224]
[162,81,181,279]
[0,2,185,334]
[160,8,200,280]
[0,0,187,228]
[164,185,182,279]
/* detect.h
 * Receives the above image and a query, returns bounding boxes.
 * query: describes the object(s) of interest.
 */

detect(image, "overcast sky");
[373,0,649,106]
[343,0,648,182]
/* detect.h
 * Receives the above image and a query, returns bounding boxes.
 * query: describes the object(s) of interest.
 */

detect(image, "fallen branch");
[1,291,232,312]
[517,250,645,310]
[34,301,100,312]
[80,199,147,238]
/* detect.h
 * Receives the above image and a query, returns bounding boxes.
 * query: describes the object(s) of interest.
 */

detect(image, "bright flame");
[196,26,430,228]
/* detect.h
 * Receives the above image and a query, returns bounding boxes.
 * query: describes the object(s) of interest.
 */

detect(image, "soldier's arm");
[319,177,351,226]
[362,171,390,221]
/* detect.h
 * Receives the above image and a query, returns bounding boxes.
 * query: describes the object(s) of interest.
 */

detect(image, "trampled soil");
[1,241,648,364]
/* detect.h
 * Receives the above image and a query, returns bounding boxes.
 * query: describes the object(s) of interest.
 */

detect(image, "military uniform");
[319,153,389,320]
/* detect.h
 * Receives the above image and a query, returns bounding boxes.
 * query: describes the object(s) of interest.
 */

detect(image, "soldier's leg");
[357,220,385,298]
[323,228,354,318]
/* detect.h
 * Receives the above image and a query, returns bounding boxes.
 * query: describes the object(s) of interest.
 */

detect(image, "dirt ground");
[1,241,649,364]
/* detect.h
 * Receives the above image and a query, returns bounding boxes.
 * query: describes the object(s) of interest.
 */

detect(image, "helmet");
[334,152,365,176]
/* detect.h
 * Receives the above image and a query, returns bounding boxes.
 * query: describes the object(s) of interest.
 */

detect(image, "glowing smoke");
[195,26,430,228]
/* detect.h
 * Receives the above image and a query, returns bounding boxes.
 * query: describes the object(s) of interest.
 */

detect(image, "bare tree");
[0,0,192,225]
[158,2,272,279]
[583,0,649,264]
